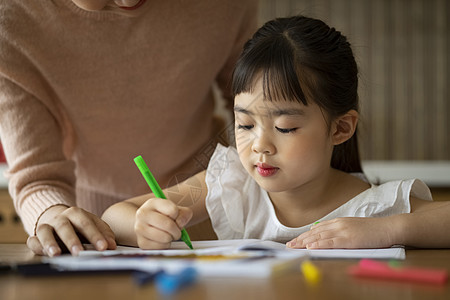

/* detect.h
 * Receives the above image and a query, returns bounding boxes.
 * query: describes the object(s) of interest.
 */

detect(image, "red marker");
[348,259,448,285]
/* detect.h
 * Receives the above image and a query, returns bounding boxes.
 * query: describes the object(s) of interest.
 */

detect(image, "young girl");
[102,15,450,250]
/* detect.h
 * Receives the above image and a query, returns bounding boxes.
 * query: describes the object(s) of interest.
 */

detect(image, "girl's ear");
[331,110,359,145]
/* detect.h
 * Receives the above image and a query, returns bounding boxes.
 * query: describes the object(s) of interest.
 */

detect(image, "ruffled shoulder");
[204,144,251,239]
[408,179,433,201]
[370,179,432,216]
[329,179,432,219]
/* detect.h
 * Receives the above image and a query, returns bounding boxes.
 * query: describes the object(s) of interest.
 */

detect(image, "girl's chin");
[254,179,287,194]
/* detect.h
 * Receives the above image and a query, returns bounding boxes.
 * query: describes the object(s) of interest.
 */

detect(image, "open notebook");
[44,239,405,278]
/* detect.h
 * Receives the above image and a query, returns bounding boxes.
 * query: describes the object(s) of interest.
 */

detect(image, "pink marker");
[348,259,448,285]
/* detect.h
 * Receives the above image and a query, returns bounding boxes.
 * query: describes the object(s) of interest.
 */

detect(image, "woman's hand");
[134,198,193,250]
[287,217,396,249]
[27,205,117,256]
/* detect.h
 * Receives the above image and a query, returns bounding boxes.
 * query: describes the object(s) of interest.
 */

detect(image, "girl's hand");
[27,205,117,256]
[286,217,395,249]
[134,198,193,250]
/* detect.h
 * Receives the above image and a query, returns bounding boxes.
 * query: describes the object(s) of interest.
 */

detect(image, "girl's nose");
[251,133,276,155]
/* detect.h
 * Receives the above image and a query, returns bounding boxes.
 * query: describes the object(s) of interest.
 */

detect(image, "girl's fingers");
[287,221,339,248]
[175,206,193,229]
[135,198,195,249]
[306,237,344,249]
[287,234,307,248]
[137,209,182,240]
[135,199,195,249]
[137,234,172,250]
[288,218,378,249]
[136,224,175,246]
[309,220,334,231]
[137,198,193,237]
[143,198,180,220]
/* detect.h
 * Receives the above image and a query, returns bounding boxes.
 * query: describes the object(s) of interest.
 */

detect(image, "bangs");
[232,34,308,105]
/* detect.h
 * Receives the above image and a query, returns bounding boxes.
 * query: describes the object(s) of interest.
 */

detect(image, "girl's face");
[71,0,145,11]
[234,79,336,194]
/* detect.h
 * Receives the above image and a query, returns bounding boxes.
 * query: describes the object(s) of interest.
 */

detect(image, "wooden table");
[1,244,449,300]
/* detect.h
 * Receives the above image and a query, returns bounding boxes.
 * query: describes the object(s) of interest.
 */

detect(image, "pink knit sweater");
[0,0,257,234]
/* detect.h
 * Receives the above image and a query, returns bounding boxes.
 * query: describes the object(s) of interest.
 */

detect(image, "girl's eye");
[237,124,254,130]
[276,126,298,134]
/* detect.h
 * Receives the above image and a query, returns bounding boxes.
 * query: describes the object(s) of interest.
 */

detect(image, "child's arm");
[287,198,450,249]
[390,198,450,248]
[102,170,209,249]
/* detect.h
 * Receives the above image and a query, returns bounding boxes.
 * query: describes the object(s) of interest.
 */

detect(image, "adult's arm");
[0,77,115,256]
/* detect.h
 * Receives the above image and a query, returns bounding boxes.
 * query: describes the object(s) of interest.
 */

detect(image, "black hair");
[232,15,362,173]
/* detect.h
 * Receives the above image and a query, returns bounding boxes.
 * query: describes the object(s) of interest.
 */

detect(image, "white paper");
[81,239,405,260]
[45,239,405,278]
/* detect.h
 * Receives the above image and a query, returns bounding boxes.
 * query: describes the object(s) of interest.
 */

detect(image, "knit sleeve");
[0,77,76,235]
[204,144,249,240]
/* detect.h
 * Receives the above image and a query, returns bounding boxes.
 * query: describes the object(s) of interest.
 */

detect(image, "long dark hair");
[231,15,362,173]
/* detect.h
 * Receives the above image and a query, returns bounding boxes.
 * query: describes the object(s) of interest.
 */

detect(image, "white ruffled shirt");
[205,144,433,243]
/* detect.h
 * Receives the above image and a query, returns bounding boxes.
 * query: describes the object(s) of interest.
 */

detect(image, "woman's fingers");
[31,206,117,256]
[62,208,111,252]
[26,235,45,256]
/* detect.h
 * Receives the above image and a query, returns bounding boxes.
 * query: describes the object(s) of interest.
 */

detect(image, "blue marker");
[155,267,198,295]
[132,270,164,286]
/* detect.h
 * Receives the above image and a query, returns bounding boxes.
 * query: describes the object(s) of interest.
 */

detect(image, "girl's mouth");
[256,163,279,177]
